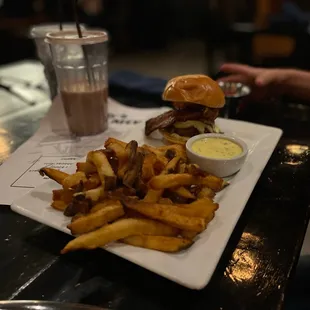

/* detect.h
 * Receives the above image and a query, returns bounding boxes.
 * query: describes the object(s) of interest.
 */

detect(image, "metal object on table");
[0,301,107,310]
[218,81,251,118]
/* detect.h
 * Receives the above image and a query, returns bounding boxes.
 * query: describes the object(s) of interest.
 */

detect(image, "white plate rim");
[11,118,283,289]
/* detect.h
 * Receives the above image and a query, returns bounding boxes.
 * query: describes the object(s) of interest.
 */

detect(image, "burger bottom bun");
[159,129,189,145]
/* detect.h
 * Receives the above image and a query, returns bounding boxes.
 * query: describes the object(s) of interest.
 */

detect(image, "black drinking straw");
[72,0,94,85]
[58,0,63,30]
[72,0,82,37]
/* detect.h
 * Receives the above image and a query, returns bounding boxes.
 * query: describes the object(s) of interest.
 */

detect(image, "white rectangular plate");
[11,118,282,290]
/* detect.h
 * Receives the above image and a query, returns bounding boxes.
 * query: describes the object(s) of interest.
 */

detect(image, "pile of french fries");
[39,138,227,254]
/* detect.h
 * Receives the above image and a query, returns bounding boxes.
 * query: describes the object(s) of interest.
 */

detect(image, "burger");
[145,74,225,145]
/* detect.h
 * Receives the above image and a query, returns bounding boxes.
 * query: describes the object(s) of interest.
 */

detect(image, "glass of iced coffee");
[30,24,86,100]
[46,30,109,136]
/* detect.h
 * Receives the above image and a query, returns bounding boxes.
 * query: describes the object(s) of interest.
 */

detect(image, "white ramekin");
[186,133,248,177]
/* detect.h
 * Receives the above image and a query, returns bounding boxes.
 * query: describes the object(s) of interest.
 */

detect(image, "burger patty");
[203,107,219,122]
[145,107,219,136]
[172,126,200,137]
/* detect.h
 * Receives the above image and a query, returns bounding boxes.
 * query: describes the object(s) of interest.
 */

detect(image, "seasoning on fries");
[41,137,227,254]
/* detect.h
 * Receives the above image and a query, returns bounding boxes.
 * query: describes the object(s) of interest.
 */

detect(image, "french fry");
[68,201,124,234]
[51,200,67,211]
[84,174,101,191]
[141,152,157,181]
[188,185,202,197]
[62,189,75,204]
[90,199,119,213]
[162,156,181,174]
[144,150,166,172]
[130,199,217,220]
[71,213,85,223]
[179,200,218,239]
[107,187,137,200]
[100,149,119,175]
[61,218,179,254]
[143,189,162,203]
[158,198,173,205]
[197,187,216,199]
[46,138,224,254]
[64,199,91,217]
[186,163,205,176]
[53,189,75,204]
[180,198,217,208]
[122,235,193,252]
[39,167,69,185]
[140,144,158,154]
[205,210,215,224]
[170,187,195,199]
[104,137,127,149]
[124,209,146,219]
[87,151,116,190]
[180,211,215,241]
[180,230,198,239]
[143,189,163,203]
[74,186,105,203]
[158,144,187,162]
[144,156,182,203]
[76,162,97,174]
[141,144,168,167]
[153,161,166,175]
[52,189,63,201]
[148,174,225,192]
[62,172,87,190]
[178,163,187,173]
[104,140,129,176]
[90,203,108,213]
[204,176,227,191]
[140,147,166,174]
[149,174,193,190]
[123,199,206,232]
[106,142,127,161]
[163,148,177,161]
[177,199,218,218]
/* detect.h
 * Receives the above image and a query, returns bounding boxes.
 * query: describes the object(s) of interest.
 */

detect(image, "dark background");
[1,1,310,309]
[1,0,310,76]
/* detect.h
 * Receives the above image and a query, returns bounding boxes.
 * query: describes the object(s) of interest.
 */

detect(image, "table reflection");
[283,144,309,166]
[225,232,262,284]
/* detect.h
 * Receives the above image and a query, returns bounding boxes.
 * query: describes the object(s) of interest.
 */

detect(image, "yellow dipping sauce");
[191,138,243,159]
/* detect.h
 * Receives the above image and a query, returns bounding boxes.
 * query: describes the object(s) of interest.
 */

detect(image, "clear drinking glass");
[46,30,109,136]
[30,23,85,100]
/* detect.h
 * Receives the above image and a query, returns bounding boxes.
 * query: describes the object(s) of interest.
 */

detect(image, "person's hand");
[219,63,293,101]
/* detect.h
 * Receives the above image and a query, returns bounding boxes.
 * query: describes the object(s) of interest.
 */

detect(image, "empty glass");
[30,23,85,99]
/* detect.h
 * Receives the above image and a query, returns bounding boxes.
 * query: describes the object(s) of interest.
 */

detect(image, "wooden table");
[0,61,310,309]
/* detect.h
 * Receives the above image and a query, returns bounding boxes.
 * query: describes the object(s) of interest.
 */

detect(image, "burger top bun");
[162,74,225,109]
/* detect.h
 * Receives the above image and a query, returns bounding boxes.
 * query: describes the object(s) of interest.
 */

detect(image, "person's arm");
[219,63,310,102]
[283,69,310,101]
